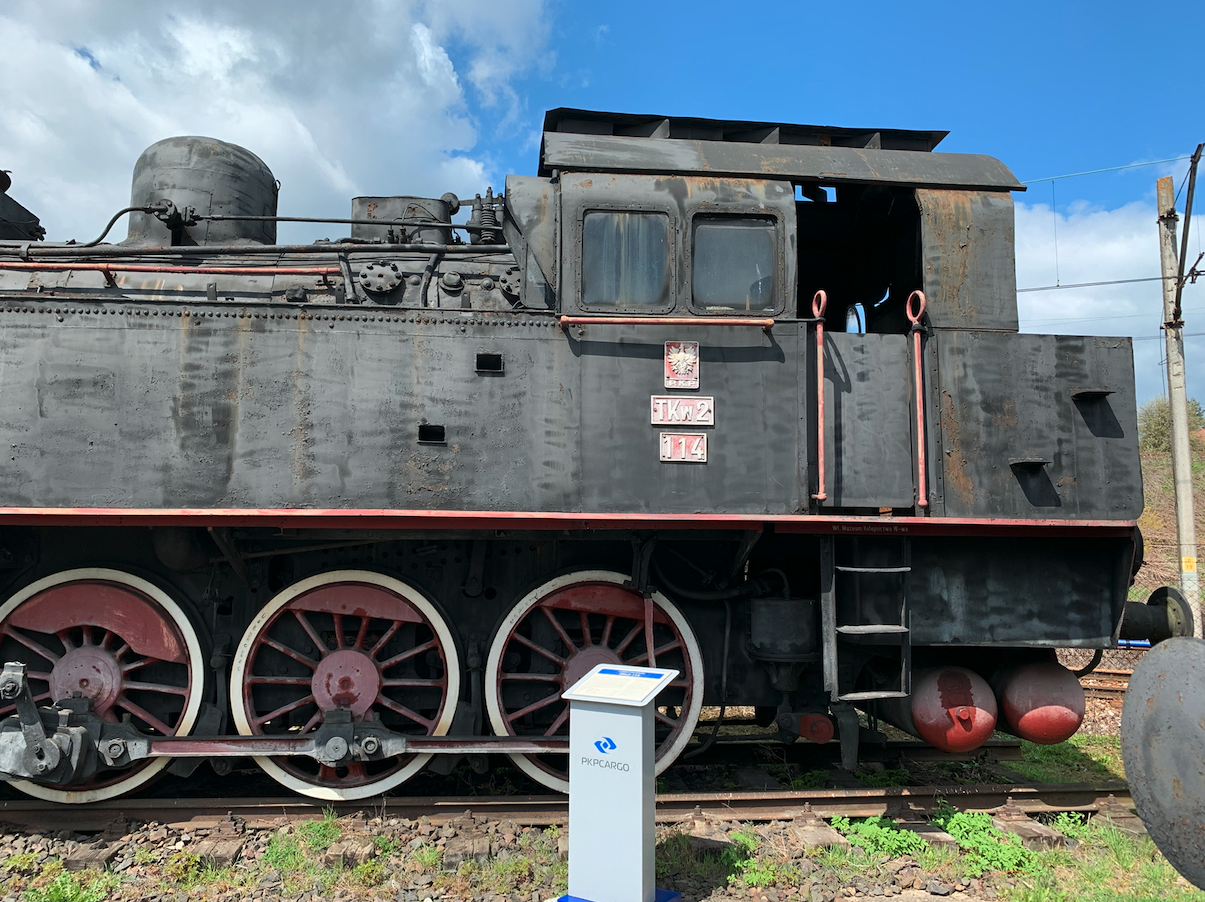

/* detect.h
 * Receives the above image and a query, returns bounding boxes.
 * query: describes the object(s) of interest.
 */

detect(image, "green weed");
[932,805,1037,878]
[297,808,341,852]
[23,867,116,902]
[163,851,201,886]
[830,815,927,858]
[411,843,442,870]
[263,832,307,872]
[372,834,400,857]
[788,769,830,789]
[854,768,911,788]
[351,859,387,886]
[4,852,38,874]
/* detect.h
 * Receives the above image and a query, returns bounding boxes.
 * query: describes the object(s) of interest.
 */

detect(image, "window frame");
[685,209,786,317]
[576,204,678,315]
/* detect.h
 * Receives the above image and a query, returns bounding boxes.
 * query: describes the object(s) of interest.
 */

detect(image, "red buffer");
[909,667,998,753]
[995,661,1085,745]
[799,713,834,744]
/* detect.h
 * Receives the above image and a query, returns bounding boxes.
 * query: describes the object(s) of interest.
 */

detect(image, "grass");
[20,862,117,902]
[1012,735,1126,784]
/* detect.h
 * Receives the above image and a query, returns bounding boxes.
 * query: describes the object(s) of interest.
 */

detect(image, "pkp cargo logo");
[594,736,616,755]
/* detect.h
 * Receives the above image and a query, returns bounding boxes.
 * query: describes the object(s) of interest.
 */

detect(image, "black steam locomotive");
[0,108,1178,804]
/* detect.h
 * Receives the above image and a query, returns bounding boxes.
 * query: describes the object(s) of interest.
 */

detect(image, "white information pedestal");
[559,664,682,902]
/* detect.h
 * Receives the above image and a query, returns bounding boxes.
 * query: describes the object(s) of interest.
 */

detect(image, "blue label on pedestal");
[598,668,664,678]
[558,891,681,902]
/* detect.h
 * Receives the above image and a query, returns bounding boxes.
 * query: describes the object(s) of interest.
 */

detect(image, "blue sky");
[2,0,1203,403]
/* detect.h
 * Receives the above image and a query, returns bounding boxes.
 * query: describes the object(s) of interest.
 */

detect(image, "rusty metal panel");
[0,309,580,511]
[935,332,1142,520]
[576,323,803,513]
[541,134,1023,191]
[821,332,914,508]
[908,536,1130,646]
[916,189,1019,331]
[503,175,558,292]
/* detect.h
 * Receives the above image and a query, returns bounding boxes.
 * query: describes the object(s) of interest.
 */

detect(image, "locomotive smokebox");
[748,597,818,692]
[125,137,278,246]
[993,661,1085,745]
[878,667,998,753]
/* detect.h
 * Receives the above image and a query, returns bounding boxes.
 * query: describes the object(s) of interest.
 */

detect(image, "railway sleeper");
[0,662,567,785]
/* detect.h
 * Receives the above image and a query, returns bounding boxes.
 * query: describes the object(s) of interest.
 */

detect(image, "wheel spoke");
[377,637,437,670]
[354,616,370,650]
[543,705,570,737]
[369,620,403,658]
[81,625,94,646]
[98,629,114,650]
[375,695,434,731]
[539,605,578,653]
[55,629,76,651]
[332,613,344,649]
[600,615,616,648]
[261,636,318,670]
[122,656,159,673]
[511,633,566,667]
[500,672,563,684]
[246,676,313,687]
[292,611,330,656]
[505,692,562,723]
[628,639,682,665]
[668,678,690,689]
[579,611,593,646]
[253,694,315,727]
[124,680,189,696]
[2,627,61,664]
[655,711,678,729]
[381,677,446,689]
[614,622,642,656]
[26,671,52,683]
[301,710,323,733]
[117,696,175,736]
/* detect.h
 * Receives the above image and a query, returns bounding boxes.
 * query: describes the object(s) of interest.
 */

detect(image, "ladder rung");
[837,624,909,635]
[838,690,910,701]
[835,566,911,573]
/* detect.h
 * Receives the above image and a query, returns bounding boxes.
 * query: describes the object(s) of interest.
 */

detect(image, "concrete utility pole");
[1157,175,1201,636]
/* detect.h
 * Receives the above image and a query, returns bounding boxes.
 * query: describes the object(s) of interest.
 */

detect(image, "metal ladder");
[820,535,912,702]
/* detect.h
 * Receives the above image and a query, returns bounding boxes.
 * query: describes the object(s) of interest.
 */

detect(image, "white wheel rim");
[484,569,704,793]
[230,570,461,801]
[1,568,205,804]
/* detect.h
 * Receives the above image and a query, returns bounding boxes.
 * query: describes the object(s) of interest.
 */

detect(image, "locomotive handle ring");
[908,289,929,509]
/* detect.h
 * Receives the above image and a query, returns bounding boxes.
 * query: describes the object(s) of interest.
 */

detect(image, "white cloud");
[1016,197,1205,405]
[0,1,552,245]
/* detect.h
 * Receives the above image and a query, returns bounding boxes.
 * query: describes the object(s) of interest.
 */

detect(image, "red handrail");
[907,290,929,509]
[811,290,828,502]
[0,261,340,276]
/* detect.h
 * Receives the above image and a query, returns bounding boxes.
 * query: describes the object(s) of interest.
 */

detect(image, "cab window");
[691,215,778,313]
[581,211,671,309]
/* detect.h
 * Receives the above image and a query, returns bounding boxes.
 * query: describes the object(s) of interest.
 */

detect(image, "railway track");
[0,782,1133,833]
[1080,667,1131,700]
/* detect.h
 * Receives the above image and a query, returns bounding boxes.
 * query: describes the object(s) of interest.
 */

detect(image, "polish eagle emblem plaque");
[664,341,700,389]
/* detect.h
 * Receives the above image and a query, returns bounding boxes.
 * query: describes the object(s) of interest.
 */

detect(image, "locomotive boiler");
[0,108,1184,804]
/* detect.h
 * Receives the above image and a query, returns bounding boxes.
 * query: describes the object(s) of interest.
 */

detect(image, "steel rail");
[0,782,1132,832]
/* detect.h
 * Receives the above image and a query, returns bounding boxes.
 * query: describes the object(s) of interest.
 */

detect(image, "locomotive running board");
[0,507,1138,538]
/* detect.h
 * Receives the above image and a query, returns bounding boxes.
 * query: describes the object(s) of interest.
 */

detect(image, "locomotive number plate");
[660,432,708,463]
[651,396,714,426]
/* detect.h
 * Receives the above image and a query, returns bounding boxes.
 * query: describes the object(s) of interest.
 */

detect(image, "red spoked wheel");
[230,571,460,800]
[0,569,205,803]
[485,570,703,793]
